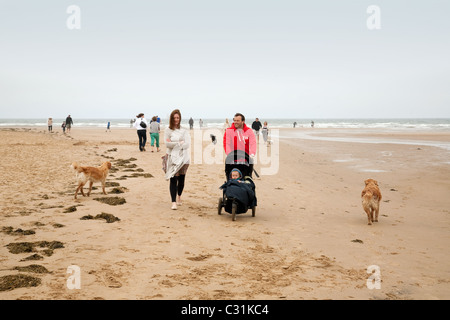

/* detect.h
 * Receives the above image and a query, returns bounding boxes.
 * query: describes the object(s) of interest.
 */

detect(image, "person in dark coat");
[251,118,262,142]
[65,115,73,133]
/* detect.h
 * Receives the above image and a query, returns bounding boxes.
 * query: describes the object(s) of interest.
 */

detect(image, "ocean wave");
[1,118,449,130]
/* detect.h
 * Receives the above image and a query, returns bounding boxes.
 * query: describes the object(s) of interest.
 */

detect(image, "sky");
[0,0,449,119]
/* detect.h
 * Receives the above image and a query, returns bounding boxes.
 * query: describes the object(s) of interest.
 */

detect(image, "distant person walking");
[293,121,297,128]
[165,109,191,210]
[252,118,262,142]
[223,118,230,132]
[106,121,111,132]
[149,116,160,152]
[199,119,203,129]
[61,121,66,134]
[311,120,314,128]
[133,113,148,151]
[47,118,53,132]
[189,117,194,130]
[65,115,73,133]
[262,121,269,144]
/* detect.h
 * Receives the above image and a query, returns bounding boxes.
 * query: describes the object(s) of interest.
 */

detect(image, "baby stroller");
[218,150,257,221]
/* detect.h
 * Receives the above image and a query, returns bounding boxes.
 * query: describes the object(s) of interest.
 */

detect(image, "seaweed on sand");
[6,241,64,255]
[13,264,50,274]
[0,274,41,291]
[94,197,126,206]
[81,213,120,223]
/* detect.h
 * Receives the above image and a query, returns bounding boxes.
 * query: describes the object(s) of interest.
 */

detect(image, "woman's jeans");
[137,130,147,150]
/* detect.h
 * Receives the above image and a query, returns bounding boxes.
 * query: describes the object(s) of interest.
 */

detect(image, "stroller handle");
[225,150,254,165]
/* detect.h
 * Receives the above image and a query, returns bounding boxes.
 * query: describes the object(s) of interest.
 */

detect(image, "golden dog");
[361,178,382,225]
[71,161,112,199]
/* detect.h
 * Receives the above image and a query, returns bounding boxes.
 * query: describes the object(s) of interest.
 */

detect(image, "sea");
[1,118,450,131]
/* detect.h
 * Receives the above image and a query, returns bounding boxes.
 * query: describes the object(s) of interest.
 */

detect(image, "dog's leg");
[364,207,372,225]
[87,181,93,197]
[101,181,107,195]
[374,203,379,222]
[370,207,375,222]
[75,183,85,199]
[79,183,86,197]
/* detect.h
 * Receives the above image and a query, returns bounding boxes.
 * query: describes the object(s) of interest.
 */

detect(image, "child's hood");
[229,168,243,179]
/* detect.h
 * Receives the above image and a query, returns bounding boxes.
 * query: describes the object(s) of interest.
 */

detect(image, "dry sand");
[0,126,449,300]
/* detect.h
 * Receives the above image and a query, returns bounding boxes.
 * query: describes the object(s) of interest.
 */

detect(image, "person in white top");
[133,113,148,151]
[223,118,230,132]
[47,118,53,132]
[261,121,269,144]
[165,109,191,210]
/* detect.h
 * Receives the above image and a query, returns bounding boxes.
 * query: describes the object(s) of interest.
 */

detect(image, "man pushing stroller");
[218,113,258,220]
[223,113,257,162]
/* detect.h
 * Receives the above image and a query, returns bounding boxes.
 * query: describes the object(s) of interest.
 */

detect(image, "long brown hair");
[169,109,181,130]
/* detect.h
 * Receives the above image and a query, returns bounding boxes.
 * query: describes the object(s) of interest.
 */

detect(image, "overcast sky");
[1,0,449,119]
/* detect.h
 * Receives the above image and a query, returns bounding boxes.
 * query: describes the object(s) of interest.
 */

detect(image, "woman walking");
[165,109,190,210]
[133,113,148,151]
[149,116,160,152]
[262,121,269,144]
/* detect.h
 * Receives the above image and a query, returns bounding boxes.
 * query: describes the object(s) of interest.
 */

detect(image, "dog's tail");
[71,162,82,173]
[361,190,373,199]
[362,190,380,203]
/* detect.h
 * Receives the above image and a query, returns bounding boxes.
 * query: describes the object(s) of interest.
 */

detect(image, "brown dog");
[71,161,112,199]
[361,179,382,225]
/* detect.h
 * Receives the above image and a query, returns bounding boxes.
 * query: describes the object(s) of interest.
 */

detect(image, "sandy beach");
[0,125,449,300]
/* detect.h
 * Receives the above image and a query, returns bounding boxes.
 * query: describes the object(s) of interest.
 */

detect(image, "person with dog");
[165,109,191,210]
[133,113,148,151]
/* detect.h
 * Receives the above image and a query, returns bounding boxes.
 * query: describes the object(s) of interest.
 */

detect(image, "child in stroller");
[218,150,257,221]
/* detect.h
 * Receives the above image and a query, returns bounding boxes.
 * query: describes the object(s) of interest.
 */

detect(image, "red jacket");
[223,123,257,156]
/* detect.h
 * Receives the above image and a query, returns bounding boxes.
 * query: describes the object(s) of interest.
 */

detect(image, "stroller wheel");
[218,197,223,215]
[252,206,256,217]
[232,202,237,221]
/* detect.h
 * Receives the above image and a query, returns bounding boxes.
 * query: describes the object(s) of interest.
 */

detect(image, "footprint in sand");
[187,254,212,261]
[93,269,123,288]
[103,275,122,288]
